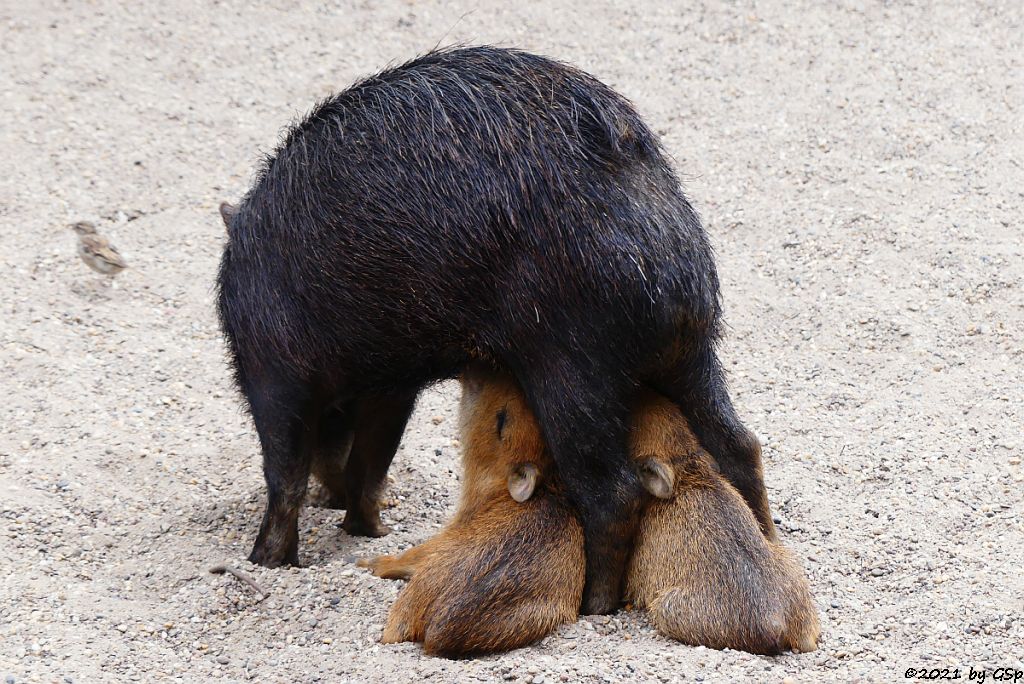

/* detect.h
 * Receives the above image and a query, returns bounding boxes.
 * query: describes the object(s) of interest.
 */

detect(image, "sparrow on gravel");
[71,221,128,277]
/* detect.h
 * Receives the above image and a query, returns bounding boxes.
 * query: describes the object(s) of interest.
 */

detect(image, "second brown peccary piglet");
[624,393,820,654]
[217,45,772,613]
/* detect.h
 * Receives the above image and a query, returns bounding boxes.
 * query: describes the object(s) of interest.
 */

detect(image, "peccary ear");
[495,407,508,439]
[508,463,538,503]
[637,456,674,499]
[219,201,239,229]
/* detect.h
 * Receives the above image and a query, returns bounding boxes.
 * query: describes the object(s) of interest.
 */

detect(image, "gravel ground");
[2,1,1022,682]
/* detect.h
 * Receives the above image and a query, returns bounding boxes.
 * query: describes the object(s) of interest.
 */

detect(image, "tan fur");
[363,367,584,657]
[624,391,820,654]
[367,371,818,656]
[359,541,435,581]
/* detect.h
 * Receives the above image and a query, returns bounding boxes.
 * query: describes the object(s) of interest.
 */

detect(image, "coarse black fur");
[216,45,772,614]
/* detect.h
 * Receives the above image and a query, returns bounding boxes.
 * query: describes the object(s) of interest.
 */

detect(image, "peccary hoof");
[342,514,391,538]
[248,542,299,569]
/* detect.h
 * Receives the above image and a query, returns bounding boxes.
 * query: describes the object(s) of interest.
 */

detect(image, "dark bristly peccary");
[216,45,774,614]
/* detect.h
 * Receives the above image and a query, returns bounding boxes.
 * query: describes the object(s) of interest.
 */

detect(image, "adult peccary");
[216,45,772,614]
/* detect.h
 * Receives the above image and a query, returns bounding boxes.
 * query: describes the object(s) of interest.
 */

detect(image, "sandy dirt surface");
[2,1,1023,682]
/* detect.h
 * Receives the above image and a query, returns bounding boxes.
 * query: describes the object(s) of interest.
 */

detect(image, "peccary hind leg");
[657,343,778,542]
[518,358,642,615]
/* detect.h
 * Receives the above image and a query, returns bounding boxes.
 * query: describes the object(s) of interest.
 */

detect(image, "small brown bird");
[71,221,128,277]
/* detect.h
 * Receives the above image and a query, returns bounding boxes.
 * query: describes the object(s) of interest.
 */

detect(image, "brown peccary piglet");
[365,367,818,656]
[624,394,820,655]
[361,367,584,656]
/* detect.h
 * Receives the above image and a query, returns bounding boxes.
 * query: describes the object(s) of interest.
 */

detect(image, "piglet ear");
[508,463,538,503]
[637,456,674,499]
[219,201,239,229]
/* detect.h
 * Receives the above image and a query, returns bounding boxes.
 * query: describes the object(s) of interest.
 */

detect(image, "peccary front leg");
[340,389,418,538]
[244,372,319,567]
[309,405,355,509]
